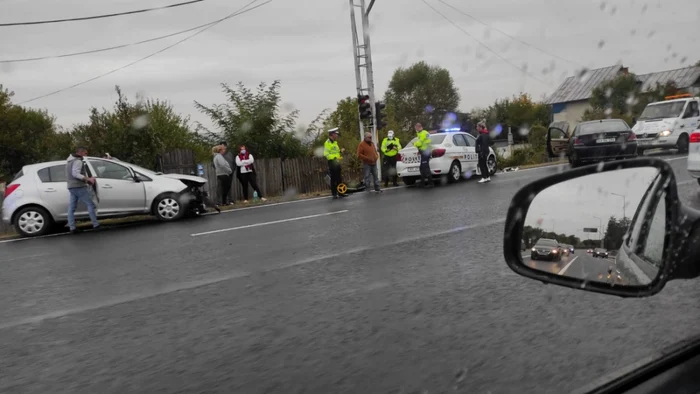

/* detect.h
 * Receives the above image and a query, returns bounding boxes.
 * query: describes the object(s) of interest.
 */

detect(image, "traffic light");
[375,101,387,129]
[358,94,371,120]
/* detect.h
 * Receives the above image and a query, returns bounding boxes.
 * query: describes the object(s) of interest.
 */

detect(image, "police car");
[396,129,497,186]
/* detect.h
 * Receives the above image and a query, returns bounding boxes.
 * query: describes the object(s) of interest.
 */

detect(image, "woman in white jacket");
[235,145,266,203]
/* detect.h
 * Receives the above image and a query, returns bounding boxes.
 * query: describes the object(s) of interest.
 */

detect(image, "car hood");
[161,173,207,185]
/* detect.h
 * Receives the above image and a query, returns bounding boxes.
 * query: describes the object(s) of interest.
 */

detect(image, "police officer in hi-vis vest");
[413,123,434,187]
[324,128,347,199]
[381,130,402,187]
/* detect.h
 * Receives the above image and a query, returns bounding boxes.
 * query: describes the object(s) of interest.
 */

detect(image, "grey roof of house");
[544,65,624,105]
[636,66,700,92]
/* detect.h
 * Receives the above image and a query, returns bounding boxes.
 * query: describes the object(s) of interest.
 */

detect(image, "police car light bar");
[664,93,693,100]
[443,127,461,132]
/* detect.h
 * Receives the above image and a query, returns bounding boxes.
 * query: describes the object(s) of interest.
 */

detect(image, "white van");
[632,94,700,154]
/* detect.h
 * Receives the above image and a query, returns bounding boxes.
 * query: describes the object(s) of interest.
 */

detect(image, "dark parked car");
[592,248,609,258]
[547,119,638,167]
[530,238,562,261]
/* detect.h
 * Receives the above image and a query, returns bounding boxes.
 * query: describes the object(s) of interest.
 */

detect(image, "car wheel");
[153,193,185,221]
[402,176,417,186]
[448,161,461,183]
[677,133,689,154]
[487,155,497,176]
[14,206,54,237]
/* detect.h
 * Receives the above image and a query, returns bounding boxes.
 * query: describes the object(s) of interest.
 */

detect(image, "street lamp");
[610,192,626,220]
[592,215,604,248]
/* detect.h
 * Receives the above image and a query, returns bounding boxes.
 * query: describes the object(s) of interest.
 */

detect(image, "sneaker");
[70,228,83,234]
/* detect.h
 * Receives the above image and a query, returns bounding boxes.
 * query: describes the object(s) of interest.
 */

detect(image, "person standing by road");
[324,128,347,199]
[235,145,267,203]
[381,130,401,187]
[475,121,492,183]
[413,123,434,188]
[66,147,99,234]
[220,141,235,204]
[213,145,234,206]
[357,132,382,193]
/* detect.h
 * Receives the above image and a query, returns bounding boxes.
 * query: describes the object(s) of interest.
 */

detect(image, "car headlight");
[659,130,672,137]
[531,248,536,252]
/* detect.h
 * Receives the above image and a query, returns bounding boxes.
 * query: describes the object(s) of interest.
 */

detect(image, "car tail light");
[574,137,583,145]
[397,153,403,161]
[627,132,637,141]
[4,183,19,198]
[690,132,700,143]
[431,148,446,158]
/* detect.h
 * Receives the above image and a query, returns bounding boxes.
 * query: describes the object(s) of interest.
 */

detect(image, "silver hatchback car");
[2,157,209,237]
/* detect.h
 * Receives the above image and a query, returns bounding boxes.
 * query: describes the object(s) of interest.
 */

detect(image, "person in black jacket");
[475,121,491,183]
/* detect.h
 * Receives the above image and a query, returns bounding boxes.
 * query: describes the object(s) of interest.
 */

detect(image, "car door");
[547,125,570,158]
[462,133,479,172]
[36,164,92,220]
[85,159,147,214]
[451,133,470,172]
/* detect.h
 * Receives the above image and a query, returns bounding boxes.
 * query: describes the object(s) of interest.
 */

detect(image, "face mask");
[240,150,246,154]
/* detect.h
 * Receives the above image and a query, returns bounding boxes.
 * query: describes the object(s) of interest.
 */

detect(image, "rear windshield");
[405,134,447,148]
[536,239,558,246]
[12,170,23,181]
[579,120,630,135]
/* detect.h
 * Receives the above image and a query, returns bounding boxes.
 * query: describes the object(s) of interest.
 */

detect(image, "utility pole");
[349,0,381,179]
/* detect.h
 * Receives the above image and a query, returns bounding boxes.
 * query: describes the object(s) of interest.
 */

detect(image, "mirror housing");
[502,157,698,298]
[129,167,141,183]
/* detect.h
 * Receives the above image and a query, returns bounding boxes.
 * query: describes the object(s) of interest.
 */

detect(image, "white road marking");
[0,217,507,330]
[1,252,54,263]
[0,232,65,244]
[190,210,350,237]
[558,256,578,275]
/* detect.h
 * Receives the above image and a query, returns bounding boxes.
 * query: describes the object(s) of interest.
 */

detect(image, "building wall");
[551,100,591,132]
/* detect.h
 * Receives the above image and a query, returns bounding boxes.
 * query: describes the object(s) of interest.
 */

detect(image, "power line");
[0,0,203,27]
[2,14,236,63]
[17,0,270,105]
[420,0,552,87]
[436,0,581,68]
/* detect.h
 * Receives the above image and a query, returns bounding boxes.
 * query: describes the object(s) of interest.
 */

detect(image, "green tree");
[603,216,632,250]
[194,80,308,159]
[384,61,460,131]
[71,86,207,168]
[0,85,73,182]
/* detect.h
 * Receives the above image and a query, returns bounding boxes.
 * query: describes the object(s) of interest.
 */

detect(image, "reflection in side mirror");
[504,159,676,297]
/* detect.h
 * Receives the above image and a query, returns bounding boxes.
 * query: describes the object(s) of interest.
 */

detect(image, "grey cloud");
[1,0,695,133]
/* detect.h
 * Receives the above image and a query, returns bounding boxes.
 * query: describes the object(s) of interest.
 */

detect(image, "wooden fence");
[200,156,363,203]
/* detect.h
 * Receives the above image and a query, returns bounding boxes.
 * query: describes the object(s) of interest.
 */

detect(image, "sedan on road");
[550,119,638,168]
[396,130,497,186]
[2,157,209,237]
[530,238,562,261]
[592,248,609,258]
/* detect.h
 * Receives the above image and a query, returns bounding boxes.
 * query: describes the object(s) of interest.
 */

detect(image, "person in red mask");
[235,145,267,203]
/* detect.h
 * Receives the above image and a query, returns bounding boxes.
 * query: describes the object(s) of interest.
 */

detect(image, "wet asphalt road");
[1,153,700,394]
[525,253,628,285]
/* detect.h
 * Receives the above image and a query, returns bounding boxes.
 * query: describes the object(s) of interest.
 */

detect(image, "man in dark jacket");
[66,147,99,234]
[475,122,491,183]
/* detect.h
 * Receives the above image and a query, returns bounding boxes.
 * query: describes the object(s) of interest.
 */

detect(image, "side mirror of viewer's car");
[503,157,700,298]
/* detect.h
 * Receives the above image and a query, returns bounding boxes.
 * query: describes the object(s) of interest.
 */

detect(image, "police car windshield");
[405,134,446,148]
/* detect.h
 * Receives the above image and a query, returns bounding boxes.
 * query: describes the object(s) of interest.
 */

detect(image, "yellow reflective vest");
[324,139,342,161]
[413,130,432,154]
[381,137,402,157]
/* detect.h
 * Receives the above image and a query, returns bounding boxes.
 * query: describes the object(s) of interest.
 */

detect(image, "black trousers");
[217,174,233,204]
[383,155,398,186]
[478,153,489,178]
[328,160,343,196]
[238,172,263,200]
[419,152,433,186]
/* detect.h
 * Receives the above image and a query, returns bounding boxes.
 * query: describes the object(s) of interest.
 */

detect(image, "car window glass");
[453,134,467,146]
[89,159,131,180]
[464,134,476,146]
[48,165,67,182]
[550,127,567,139]
[12,170,23,181]
[640,192,666,267]
[37,168,50,182]
[579,120,629,134]
[625,174,662,251]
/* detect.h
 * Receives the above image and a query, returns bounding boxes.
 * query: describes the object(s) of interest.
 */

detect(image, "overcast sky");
[1,0,697,133]
[524,167,660,241]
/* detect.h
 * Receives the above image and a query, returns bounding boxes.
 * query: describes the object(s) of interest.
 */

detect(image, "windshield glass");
[638,101,687,120]
[579,120,629,134]
[535,239,558,247]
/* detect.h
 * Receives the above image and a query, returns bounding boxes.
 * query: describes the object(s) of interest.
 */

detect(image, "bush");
[527,125,547,148]
[497,145,549,168]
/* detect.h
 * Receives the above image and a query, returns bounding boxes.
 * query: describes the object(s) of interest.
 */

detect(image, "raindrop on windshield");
[241,120,253,133]
[132,114,149,130]
[630,29,637,36]
[647,30,655,38]
[576,68,591,83]
[596,161,605,172]
[597,40,605,49]
[605,87,613,98]
[518,125,530,136]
